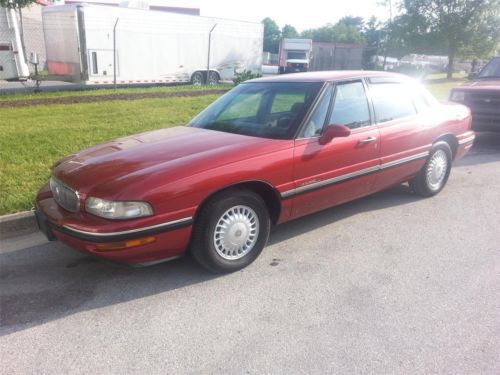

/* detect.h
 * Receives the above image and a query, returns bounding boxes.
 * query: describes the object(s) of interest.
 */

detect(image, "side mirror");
[468,72,478,80]
[319,124,351,145]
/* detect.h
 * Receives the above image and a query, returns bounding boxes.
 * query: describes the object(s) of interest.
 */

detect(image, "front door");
[290,80,380,218]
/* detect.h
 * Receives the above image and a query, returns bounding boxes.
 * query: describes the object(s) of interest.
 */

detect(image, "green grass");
[0,84,232,102]
[0,95,220,215]
[424,73,467,101]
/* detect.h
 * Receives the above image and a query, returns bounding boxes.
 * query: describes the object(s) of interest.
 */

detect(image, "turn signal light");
[96,236,156,251]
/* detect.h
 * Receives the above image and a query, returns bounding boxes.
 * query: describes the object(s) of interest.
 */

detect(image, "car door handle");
[358,136,377,144]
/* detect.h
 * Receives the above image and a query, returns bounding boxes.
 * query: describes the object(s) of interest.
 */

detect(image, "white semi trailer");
[0,6,30,81]
[42,4,263,85]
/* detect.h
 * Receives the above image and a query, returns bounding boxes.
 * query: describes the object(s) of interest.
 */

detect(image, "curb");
[0,211,37,239]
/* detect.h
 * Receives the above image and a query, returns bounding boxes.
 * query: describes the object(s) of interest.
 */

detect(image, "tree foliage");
[394,0,500,77]
[281,24,299,39]
[261,17,281,53]
[262,16,366,52]
[338,16,365,31]
[301,22,365,44]
[0,0,36,8]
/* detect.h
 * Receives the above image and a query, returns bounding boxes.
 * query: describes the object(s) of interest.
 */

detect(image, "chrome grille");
[468,92,500,108]
[49,177,80,212]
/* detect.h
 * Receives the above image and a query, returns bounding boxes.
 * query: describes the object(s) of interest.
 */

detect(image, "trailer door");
[0,43,18,80]
[88,49,117,78]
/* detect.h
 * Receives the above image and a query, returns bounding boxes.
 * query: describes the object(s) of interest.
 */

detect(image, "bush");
[232,70,262,85]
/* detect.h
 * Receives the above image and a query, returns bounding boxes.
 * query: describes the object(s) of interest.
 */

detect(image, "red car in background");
[35,71,474,273]
[449,56,500,132]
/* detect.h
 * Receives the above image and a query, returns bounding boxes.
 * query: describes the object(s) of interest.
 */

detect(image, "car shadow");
[1,134,498,336]
[454,131,500,167]
[1,184,421,336]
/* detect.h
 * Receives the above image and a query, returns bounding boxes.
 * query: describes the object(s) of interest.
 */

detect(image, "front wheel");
[190,189,271,273]
[410,142,452,197]
[191,71,204,86]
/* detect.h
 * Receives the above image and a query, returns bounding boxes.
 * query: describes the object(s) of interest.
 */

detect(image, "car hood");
[53,126,285,196]
[455,79,500,91]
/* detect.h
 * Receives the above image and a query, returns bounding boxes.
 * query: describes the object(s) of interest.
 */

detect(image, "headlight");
[450,90,465,102]
[85,197,153,219]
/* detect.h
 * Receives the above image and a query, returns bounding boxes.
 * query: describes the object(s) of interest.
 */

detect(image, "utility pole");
[113,17,119,89]
[206,23,217,85]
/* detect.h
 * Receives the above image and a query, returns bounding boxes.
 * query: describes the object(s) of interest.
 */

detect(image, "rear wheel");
[208,71,219,85]
[191,71,204,86]
[410,142,452,197]
[190,189,271,273]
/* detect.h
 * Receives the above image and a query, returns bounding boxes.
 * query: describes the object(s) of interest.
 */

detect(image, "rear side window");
[411,92,430,112]
[370,83,417,123]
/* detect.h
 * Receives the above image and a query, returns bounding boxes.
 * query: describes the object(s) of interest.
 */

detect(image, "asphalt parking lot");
[1,133,499,374]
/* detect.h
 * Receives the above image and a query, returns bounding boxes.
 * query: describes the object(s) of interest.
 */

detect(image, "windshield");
[288,51,307,60]
[478,57,500,78]
[188,82,323,139]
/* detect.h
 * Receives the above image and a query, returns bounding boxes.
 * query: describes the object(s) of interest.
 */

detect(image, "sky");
[195,0,390,30]
[130,0,391,31]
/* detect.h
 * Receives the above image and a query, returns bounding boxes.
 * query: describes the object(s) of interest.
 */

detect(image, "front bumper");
[36,193,193,264]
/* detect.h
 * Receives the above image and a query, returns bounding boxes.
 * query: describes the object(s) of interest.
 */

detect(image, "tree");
[261,17,281,53]
[397,0,500,78]
[281,24,299,39]
[338,16,364,31]
[301,22,366,44]
[363,16,386,68]
[0,0,35,8]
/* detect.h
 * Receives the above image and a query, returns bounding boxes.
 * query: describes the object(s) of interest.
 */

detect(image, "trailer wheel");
[191,71,204,86]
[208,71,220,85]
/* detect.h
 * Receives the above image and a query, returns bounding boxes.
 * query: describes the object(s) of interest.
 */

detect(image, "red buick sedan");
[35,71,475,272]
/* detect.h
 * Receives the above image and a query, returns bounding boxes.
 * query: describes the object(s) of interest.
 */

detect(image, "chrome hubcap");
[213,205,259,260]
[208,73,218,85]
[426,149,448,190]
[192,74,202,86]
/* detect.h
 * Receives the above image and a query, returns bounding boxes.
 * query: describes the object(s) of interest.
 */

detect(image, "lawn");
[423,73,467,100]
[0,83,232,102]
[0,76,465,215]
[0,95,220,215]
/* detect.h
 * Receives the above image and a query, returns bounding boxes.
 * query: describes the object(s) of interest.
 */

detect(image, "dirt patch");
[0,89,229,108]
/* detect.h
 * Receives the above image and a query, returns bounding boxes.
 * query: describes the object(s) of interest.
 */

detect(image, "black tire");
[208,71,219,85]
[191,71,204,86]
[410,141,452,197]
[190,189,271,273]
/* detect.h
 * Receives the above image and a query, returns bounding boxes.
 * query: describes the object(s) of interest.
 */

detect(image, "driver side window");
[329,81,371,129]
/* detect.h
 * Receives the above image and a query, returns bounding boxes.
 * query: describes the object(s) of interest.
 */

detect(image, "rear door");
[367,79,430,191]
[290,80,380,218]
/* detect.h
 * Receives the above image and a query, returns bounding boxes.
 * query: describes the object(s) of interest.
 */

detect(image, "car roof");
[250,70,412,83]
